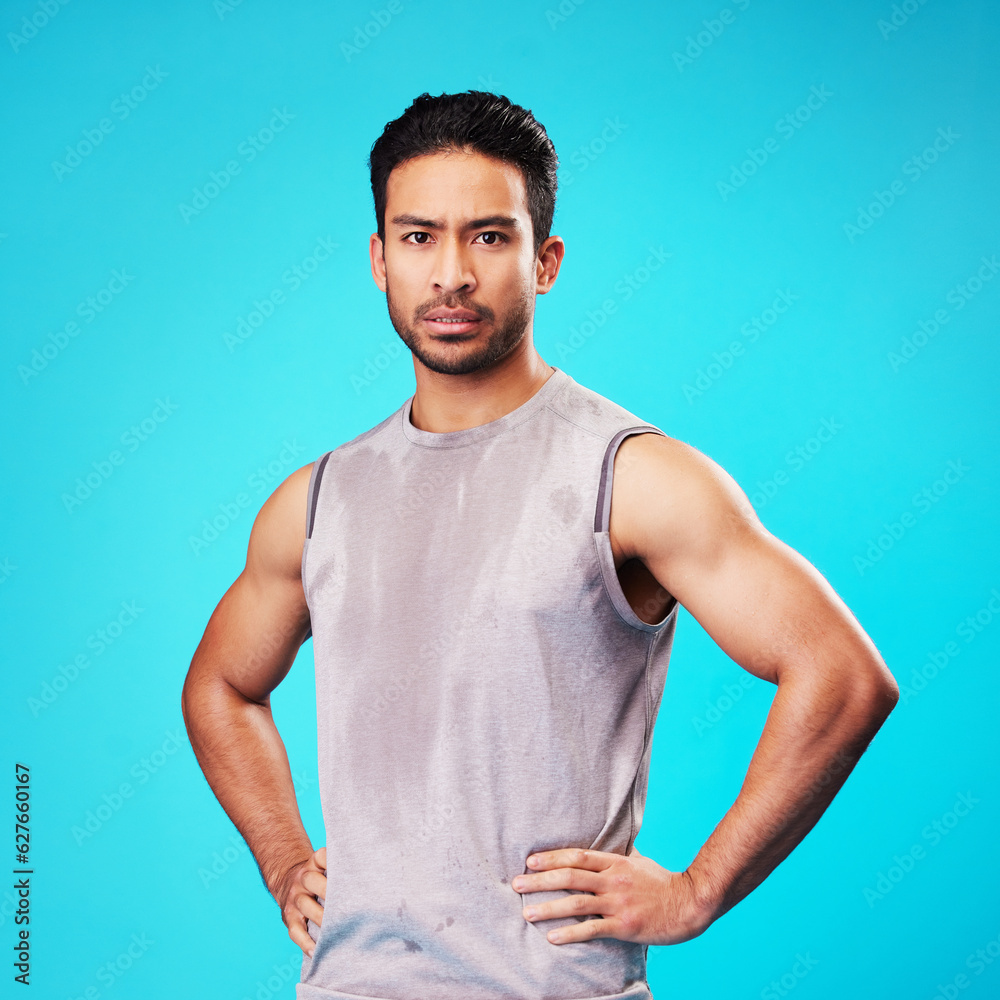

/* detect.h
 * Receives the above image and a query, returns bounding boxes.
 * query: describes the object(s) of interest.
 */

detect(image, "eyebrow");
[390,213,521,232]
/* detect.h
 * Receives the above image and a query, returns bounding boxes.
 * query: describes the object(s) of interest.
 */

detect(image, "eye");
[475,232,507,245]
[403,232,432,245]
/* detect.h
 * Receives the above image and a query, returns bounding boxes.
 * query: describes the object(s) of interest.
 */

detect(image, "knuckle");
[618,908,640,934]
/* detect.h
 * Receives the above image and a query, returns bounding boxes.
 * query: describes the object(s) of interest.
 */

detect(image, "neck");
[408,338,554,434]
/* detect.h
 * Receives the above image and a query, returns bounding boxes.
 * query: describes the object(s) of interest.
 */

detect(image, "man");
[182,91,898,999]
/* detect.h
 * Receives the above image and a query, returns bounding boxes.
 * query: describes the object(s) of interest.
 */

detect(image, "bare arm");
[181,462,325,954]
[613,432,899,926]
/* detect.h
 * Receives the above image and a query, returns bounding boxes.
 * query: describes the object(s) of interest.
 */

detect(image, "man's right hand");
[274,846,327,957]
[182,461,323,956]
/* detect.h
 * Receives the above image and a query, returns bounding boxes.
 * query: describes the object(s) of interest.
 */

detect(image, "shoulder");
[611,431,763,562]
[545,370,655,441]
[246,461,316,582]
[613,432,750,503]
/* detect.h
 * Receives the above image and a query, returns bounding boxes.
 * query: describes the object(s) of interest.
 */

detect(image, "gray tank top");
[298,366,677,1000]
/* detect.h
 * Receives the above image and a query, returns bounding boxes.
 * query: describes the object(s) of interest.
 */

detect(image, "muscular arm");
[181,462,325,954]
[612,432,900,925]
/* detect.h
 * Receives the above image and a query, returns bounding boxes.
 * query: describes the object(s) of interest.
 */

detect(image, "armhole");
[593,426,677,632]
[306,451,333,539]
[301,451,333,641]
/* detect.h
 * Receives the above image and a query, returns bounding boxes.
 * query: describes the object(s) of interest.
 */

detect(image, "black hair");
[368,91,559,256]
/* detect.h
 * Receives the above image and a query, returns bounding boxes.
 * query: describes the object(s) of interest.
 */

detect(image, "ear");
[535,235,565,295]
[370,233,387,292]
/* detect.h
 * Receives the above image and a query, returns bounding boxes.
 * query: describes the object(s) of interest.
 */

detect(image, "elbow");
[879,672,900,711]
[180,665,215,737]
[180,671,196,735]
[852,665,900,731]
[871,677,899,721]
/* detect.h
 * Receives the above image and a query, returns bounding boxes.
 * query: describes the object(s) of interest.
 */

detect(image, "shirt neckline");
[400,366,568,449]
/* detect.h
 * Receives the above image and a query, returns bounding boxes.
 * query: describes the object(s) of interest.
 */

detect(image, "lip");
[424,308,481,321]
[422,316,482,334]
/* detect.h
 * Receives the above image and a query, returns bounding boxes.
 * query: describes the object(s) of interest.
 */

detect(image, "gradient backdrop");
[2,1,998,997]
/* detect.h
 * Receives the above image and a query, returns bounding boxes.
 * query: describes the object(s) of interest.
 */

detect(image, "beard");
[385,276,534,376]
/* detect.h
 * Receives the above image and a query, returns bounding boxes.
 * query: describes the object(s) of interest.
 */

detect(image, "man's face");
[371,148,556,376]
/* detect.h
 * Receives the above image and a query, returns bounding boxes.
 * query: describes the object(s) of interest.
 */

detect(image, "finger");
[314,846,327,870]
[523,890,603,923]
[294,891,325,927]
[526,848,621,873]
[301,869,328,896]
[516,867,603,894]
[544,915,617,945]
[286,915,316,957]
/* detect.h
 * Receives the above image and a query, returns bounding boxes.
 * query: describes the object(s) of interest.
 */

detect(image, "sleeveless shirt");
[297,365,677,1000]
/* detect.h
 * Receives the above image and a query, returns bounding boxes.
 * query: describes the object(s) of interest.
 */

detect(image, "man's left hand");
[511,846,715,946]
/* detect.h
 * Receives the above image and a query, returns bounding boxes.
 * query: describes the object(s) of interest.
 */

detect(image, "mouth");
[422,312,483,335]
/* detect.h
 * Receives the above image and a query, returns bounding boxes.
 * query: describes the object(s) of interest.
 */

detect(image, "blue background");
[2,0,998,997]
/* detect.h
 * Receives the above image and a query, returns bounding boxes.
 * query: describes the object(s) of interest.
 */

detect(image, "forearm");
[685,669,897,923]
[182,677,313,897]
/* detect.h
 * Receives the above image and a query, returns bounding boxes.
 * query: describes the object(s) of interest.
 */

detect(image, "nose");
[432,237,476,296]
